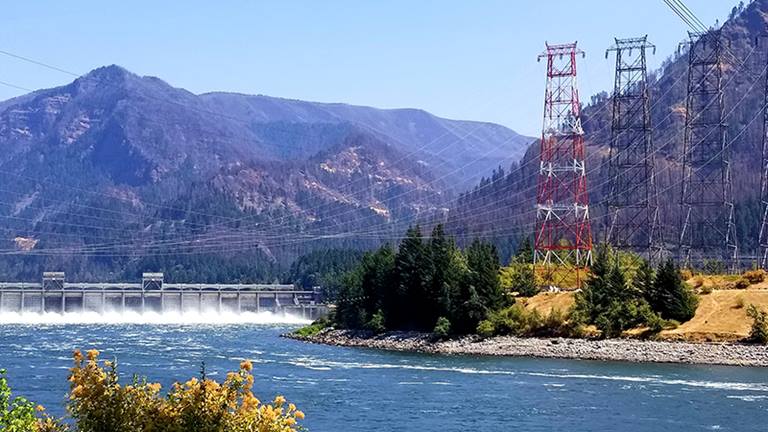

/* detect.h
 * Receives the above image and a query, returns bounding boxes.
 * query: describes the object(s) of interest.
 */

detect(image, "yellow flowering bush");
[67,349,305,432]
[4,349,305,431]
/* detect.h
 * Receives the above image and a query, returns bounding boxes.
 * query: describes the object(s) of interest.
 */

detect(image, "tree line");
[329,225,708,339]
[335,224,505,335]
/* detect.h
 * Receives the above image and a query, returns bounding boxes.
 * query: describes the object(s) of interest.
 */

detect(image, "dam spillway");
[0,272,328,320]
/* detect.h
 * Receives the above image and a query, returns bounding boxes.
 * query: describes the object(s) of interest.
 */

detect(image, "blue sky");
[0,1,730,136]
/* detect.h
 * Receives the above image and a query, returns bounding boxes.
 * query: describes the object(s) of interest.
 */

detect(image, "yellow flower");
[240,360,253,372]
[86,349,100,361]
[294,410,305,420]
[147,383,162,393]
[274,395,286,406]
[35,404,45,412]
[73,349,83,362]
[288,403,296,412]
[71,385,84,399]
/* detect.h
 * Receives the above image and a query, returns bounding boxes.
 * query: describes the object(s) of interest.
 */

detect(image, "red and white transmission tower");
[534,42,593,287]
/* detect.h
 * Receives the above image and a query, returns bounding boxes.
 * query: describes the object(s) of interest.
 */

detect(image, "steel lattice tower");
[605,36,663,263]
[759,38,768,269]
[534,42,592,287]
[679,30,738,270]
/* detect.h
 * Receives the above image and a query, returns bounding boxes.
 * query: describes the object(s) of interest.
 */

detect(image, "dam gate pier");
[0,272,327,320]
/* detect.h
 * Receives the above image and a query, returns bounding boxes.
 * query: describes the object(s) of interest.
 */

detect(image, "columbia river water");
[1,313,767,431]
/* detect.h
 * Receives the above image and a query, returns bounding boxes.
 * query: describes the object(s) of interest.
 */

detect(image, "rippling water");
[1,316,767,431]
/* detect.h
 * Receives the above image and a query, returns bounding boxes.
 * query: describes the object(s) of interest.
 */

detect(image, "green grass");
[293,318,332,337]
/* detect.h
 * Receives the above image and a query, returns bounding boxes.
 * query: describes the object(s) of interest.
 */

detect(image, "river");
[1,315,767,431]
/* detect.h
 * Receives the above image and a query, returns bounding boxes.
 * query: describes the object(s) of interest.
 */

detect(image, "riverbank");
[287,329,768,367]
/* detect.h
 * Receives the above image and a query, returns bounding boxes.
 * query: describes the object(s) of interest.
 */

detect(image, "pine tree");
[359,245,395,323]
[426,224,456,327]
[651,259,699,322]
[632,259,655,299]
[335,269,366,329]
[514,238,534,264]
[575,244,612,321]
[465,239,504,311]
[451,285,487,334]
[509,262,537,297]
[393,226,428,329]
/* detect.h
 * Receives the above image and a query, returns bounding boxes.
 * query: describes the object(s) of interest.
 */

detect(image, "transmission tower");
[604,36,663,263]
[759,37,768,269]
[534,42,593,288]
[679,30,738,271]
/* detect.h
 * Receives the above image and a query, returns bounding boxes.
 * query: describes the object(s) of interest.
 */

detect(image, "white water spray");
[0,309,311,325]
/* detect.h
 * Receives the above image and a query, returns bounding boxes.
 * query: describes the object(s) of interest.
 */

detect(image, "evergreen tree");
[575,245,659,337]
[451,285,487,334]
[508,261,537,297]
[393,226,428,329]
[335,269,366,329]
[575,244,612,321]
[607,260,628,301]
[514,238,534,264]
[651,259,699,322]
[359,245,395,323]
[426,224,457,327]
[632,259,655,299]
[465,240,504,311]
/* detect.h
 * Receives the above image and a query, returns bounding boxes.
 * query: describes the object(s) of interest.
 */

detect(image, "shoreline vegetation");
[292,224,768,366]
[0,350,304,432]
[286,329,768,367]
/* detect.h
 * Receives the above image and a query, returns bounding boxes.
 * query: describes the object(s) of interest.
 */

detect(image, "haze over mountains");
[0,65,531,280]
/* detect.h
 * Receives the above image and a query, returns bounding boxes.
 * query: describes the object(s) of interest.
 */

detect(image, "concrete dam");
[0,272,328,320]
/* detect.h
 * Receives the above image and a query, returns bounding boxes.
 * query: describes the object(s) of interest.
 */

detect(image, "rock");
[284,330,768,367]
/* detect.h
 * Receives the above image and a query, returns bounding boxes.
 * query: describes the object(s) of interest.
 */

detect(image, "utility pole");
[679,30,738,271]
[759,35,768,270]
[605,36,664,263]
[533,42,593,288]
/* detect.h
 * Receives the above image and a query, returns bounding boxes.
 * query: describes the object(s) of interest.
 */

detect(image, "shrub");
[594,299,659,338]
[691,276,705,289]
[679,268,694,281]
[505,263,538,297]
[476,319,495,338]
[747,305,768,344]
[477,304,579,338]
[663,319,680,330]
[294,316,332,337]
[0,368,48,431]
[477,304,532,337]
[744,270,766,284]
[67,349,304,432]
[733,278,751,290]
[734,296,746,309]
[700,285,713,295]
[0,350,306,432]
[366,310,387,334]
[433,316,451,339]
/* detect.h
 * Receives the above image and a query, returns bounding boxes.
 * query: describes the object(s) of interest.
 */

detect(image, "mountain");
[0,65,530,281]
[448,0,767,262]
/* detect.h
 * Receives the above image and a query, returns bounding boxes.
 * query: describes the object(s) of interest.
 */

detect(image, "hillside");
[526,288,768,342]
[448,0,768,261]
[0,66,530,281]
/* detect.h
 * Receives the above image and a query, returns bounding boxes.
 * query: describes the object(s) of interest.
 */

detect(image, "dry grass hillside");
[662,290,768,342]
[524,286,768,342]
[525,292,575,315]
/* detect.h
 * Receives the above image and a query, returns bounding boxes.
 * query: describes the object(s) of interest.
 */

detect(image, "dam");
[0,272,328,320]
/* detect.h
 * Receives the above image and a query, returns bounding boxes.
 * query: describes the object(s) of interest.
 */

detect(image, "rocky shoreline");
[286,329,768,367]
